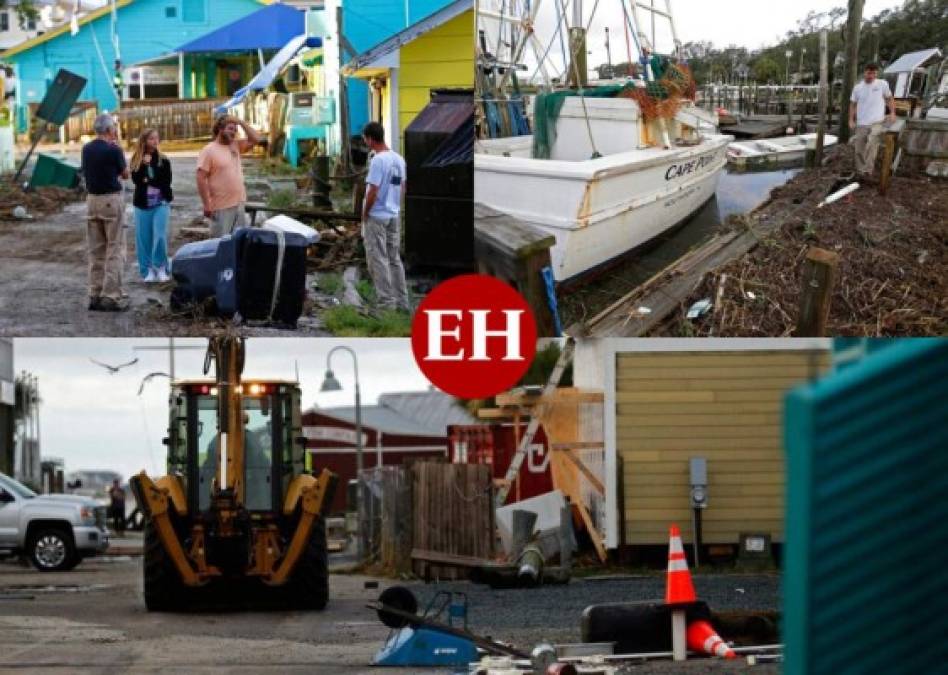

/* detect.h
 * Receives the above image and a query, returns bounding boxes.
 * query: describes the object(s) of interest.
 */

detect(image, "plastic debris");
[12,205,32,220]
[686,298,712,319]
[817,182,860,208]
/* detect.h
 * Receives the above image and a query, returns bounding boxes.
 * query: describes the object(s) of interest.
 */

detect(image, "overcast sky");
[487,0,905,80]
[14,339,427,481]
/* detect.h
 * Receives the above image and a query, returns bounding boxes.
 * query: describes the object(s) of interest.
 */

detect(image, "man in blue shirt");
[361,122,409,313]
[81,114,129,312]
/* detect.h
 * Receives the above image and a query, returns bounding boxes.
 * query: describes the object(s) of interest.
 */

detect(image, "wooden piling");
[838,0,865,142]
[879,131,897,194]
[814,30,829,166]
[796,247,840,337]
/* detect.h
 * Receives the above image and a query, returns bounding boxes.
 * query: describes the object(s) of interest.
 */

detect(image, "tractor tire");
[143,520,187,611]
[284,517,329,610]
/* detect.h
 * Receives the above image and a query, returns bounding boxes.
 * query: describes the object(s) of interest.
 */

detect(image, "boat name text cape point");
[665,153,718,181]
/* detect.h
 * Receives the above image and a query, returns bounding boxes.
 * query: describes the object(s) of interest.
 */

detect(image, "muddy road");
[0,150,328,337]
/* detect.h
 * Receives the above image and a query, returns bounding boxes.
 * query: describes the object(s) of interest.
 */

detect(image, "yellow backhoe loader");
[129,337,336,611]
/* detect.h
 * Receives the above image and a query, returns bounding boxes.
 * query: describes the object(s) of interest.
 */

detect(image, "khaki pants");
[851,123,884,175]
[362,215,409,311]
[86,193,125,301]
[210,204,248,238]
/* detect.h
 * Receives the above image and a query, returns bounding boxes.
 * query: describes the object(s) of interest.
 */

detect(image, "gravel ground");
[404,573,781,655]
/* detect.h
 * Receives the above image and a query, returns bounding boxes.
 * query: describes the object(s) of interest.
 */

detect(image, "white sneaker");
[157,268,170,283]
[144,269,157,283]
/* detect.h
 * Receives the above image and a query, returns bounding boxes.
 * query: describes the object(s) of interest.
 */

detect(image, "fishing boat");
[475,0,733,283]
[727,133,838,169]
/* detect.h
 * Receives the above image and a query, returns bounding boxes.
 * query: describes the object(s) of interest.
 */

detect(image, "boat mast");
[567,0,587,87]
[479,0,553,91]
[629,0,682,61]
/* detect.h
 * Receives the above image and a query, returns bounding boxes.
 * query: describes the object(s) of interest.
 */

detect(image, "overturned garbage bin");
[171,227,310,327]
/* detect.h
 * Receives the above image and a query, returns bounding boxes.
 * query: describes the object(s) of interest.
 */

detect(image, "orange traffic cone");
[664,524,696,605]
[687,620,736,659]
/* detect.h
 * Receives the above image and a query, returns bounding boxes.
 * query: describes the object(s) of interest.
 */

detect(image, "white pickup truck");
[0,471,110,571]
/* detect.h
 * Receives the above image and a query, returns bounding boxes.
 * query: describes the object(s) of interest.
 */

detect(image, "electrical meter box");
[689,457,708,509]
[287,93,336,126]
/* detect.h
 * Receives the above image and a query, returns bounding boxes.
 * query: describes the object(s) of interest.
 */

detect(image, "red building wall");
[448,423,554,505]
[302,410,448,513]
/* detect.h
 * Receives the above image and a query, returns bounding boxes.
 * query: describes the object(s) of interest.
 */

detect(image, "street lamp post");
[320,346,364,562]
[785,50,792,86]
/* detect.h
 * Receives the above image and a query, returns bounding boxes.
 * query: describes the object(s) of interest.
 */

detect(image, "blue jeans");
[134,202,169,277]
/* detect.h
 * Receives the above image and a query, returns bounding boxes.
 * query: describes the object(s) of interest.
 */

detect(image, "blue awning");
[175,3,317,53]
[216,35,312,113]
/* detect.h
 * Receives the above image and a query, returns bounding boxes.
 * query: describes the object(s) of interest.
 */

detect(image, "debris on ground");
[653,145,948,336]
[0,184,80,222]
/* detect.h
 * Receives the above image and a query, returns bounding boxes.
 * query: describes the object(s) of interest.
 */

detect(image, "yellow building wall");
[615,350,830,546]
[397,9,473,149]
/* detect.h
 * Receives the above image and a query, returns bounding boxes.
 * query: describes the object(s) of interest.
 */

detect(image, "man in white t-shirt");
[361,121,410,313]
[849,63,896,177]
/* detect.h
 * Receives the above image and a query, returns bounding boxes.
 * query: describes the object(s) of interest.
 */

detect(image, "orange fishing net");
[618,62,697,122]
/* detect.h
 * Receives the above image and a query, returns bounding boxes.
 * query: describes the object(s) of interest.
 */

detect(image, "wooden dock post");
[878,130,898,194]
[838,0,865,143]
[814,30,829,166]
[474,205,558,337]
[796,247,840,337]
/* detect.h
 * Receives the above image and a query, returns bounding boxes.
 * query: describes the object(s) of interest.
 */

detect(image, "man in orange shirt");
[197,116,261,237]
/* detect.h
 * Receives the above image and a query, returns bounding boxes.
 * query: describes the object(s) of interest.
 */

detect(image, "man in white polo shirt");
[849,63,896,178]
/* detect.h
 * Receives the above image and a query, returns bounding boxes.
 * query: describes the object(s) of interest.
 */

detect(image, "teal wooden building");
[1,0,268,126]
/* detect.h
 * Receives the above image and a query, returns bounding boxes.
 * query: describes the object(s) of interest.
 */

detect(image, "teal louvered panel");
[783,338,948,675]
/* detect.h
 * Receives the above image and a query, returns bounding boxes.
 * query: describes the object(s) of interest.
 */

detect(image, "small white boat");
[727,133,838,168]
[475,96,732,283]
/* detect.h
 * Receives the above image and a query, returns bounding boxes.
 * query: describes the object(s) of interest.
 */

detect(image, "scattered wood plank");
[550,450,608,563]
[410,548,503,569]
[554,448,605,495]
[245,201,361,227]
[575,229,748,337]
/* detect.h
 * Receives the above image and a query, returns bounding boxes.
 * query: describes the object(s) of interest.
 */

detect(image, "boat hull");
[727,133,839,169]
[475,134,731,282]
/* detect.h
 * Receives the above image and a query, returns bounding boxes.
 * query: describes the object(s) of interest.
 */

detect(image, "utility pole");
[838,0,865,143]
[336,5,351,174]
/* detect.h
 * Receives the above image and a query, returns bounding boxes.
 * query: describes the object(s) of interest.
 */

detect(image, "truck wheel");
[143,520,186,611]
[286,517,329,610]
[28,528,76,572]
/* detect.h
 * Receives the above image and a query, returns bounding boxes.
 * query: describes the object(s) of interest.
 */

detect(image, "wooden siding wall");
[397,9,473,148]
[616,350,829,545]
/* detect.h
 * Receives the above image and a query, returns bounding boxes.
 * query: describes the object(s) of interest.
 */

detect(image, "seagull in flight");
[138,372,171,396]
[90,357,139,375]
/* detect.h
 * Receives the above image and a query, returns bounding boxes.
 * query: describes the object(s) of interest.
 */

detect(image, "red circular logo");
[411,275,538,399]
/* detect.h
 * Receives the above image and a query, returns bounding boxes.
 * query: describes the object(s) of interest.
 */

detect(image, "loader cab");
[167,380,307,516]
